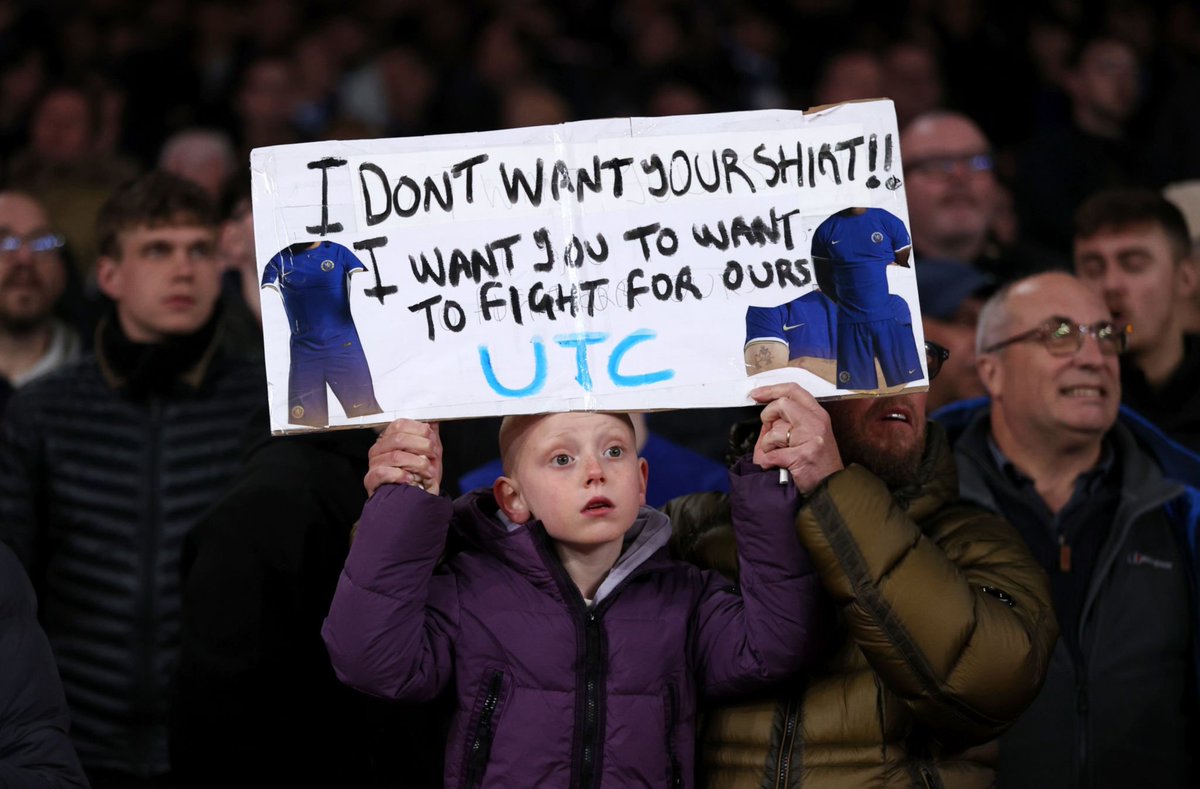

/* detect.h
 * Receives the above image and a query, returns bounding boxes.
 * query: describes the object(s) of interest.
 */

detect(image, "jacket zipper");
[534,528,613,789]
[579,610,603,789]
[463,670,504,788]
[666,683,682,788]
[773,694,800,789]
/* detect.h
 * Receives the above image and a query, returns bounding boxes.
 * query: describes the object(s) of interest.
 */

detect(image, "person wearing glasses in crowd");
[667,341,1057,787]
[1073,188,1200,453]
[933,271,1200,789]
[0,191,80,415]
[901,111,1065,284]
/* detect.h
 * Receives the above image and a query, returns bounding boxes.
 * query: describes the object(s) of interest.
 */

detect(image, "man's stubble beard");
[836,423,927,491]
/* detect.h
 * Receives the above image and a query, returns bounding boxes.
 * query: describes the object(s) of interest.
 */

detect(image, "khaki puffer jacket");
[666,424,1058,788]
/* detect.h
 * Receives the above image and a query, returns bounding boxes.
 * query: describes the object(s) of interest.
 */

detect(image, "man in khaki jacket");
[669,374,1057,788]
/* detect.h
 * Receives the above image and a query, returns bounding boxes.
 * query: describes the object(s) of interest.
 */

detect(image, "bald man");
[934,272,1199,788]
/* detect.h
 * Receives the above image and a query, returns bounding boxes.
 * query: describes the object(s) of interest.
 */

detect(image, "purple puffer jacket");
[322,459,821,788]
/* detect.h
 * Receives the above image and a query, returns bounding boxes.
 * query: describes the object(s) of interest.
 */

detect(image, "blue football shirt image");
[810,207,912,324]
[744,290,838,360]
[810,208,920,389]
[262,241,382,426]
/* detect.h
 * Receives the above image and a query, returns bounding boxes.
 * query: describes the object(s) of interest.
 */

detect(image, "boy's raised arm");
[322,420,458,703]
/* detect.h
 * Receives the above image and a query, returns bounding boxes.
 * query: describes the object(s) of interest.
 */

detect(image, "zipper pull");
[1058,534,1071,573]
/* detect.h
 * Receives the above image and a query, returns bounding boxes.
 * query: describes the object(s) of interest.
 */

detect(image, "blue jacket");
[934,398,1200,603]
[933,398,1200,788]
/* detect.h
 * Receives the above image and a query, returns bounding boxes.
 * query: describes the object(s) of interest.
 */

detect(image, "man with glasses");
[667,349,1057,787]
[0,191,80,414]
[1074,188,1200,453]
[901,111,1064,283]
[934,271,1199,788]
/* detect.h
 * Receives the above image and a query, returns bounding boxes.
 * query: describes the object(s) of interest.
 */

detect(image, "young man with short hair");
[0,171,265,788]
[1074,187,1200,451]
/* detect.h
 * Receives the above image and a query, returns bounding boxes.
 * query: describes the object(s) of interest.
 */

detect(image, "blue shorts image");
[288,341,382,427]
[836,295,922,389]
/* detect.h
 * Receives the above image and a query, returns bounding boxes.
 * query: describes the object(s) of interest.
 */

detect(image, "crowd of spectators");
[3,0,1200,268]
[1,2,1199,788]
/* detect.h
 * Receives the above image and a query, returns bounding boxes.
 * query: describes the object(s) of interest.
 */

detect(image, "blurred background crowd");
[3,0,1200,274]
[3,3,1200,788]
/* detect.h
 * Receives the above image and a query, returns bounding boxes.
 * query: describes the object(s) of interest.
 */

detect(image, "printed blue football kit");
[745,290,837,360]
[810,208,922,389]
[262,241,382,426]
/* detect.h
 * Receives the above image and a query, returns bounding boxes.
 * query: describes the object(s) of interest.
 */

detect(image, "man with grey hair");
[934,271,1199,788]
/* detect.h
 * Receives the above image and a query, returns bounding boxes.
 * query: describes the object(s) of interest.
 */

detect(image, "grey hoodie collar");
[499,506,671,606]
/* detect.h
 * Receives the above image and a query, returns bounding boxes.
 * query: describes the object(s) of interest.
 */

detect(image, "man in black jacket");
[0,172,265,788]
[936,271,1198,788]
[170,424,446,789]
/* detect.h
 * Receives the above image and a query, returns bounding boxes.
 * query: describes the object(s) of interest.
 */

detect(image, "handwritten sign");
[250,100,927,433]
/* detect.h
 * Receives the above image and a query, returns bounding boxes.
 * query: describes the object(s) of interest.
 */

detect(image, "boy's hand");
[749,383,844,495]
[365,419,443,498]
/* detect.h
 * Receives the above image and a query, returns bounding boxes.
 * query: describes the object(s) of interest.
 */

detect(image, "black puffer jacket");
[0,316,265,778]
[0,541,89,788]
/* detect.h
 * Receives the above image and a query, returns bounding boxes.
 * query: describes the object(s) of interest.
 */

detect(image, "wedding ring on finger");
[785,429,792,446]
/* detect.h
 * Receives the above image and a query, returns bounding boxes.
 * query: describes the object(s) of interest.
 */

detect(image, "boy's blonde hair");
[498,412,636,475]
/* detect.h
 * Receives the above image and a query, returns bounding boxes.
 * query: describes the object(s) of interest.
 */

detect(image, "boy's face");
[495,412,648,552]
[97,222,221,343]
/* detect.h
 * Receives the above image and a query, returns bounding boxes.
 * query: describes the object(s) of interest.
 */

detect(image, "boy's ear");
[96,256,122,301]
[637,457,649,506]
[493,476,531,523]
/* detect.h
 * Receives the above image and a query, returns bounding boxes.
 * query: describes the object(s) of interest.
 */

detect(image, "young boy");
[322,410,822,788]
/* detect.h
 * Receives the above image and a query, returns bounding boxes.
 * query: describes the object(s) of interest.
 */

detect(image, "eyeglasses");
[0,232,65,258]
[981,317,1130,356]
[925,340,950,380]
[905,153,994,178]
